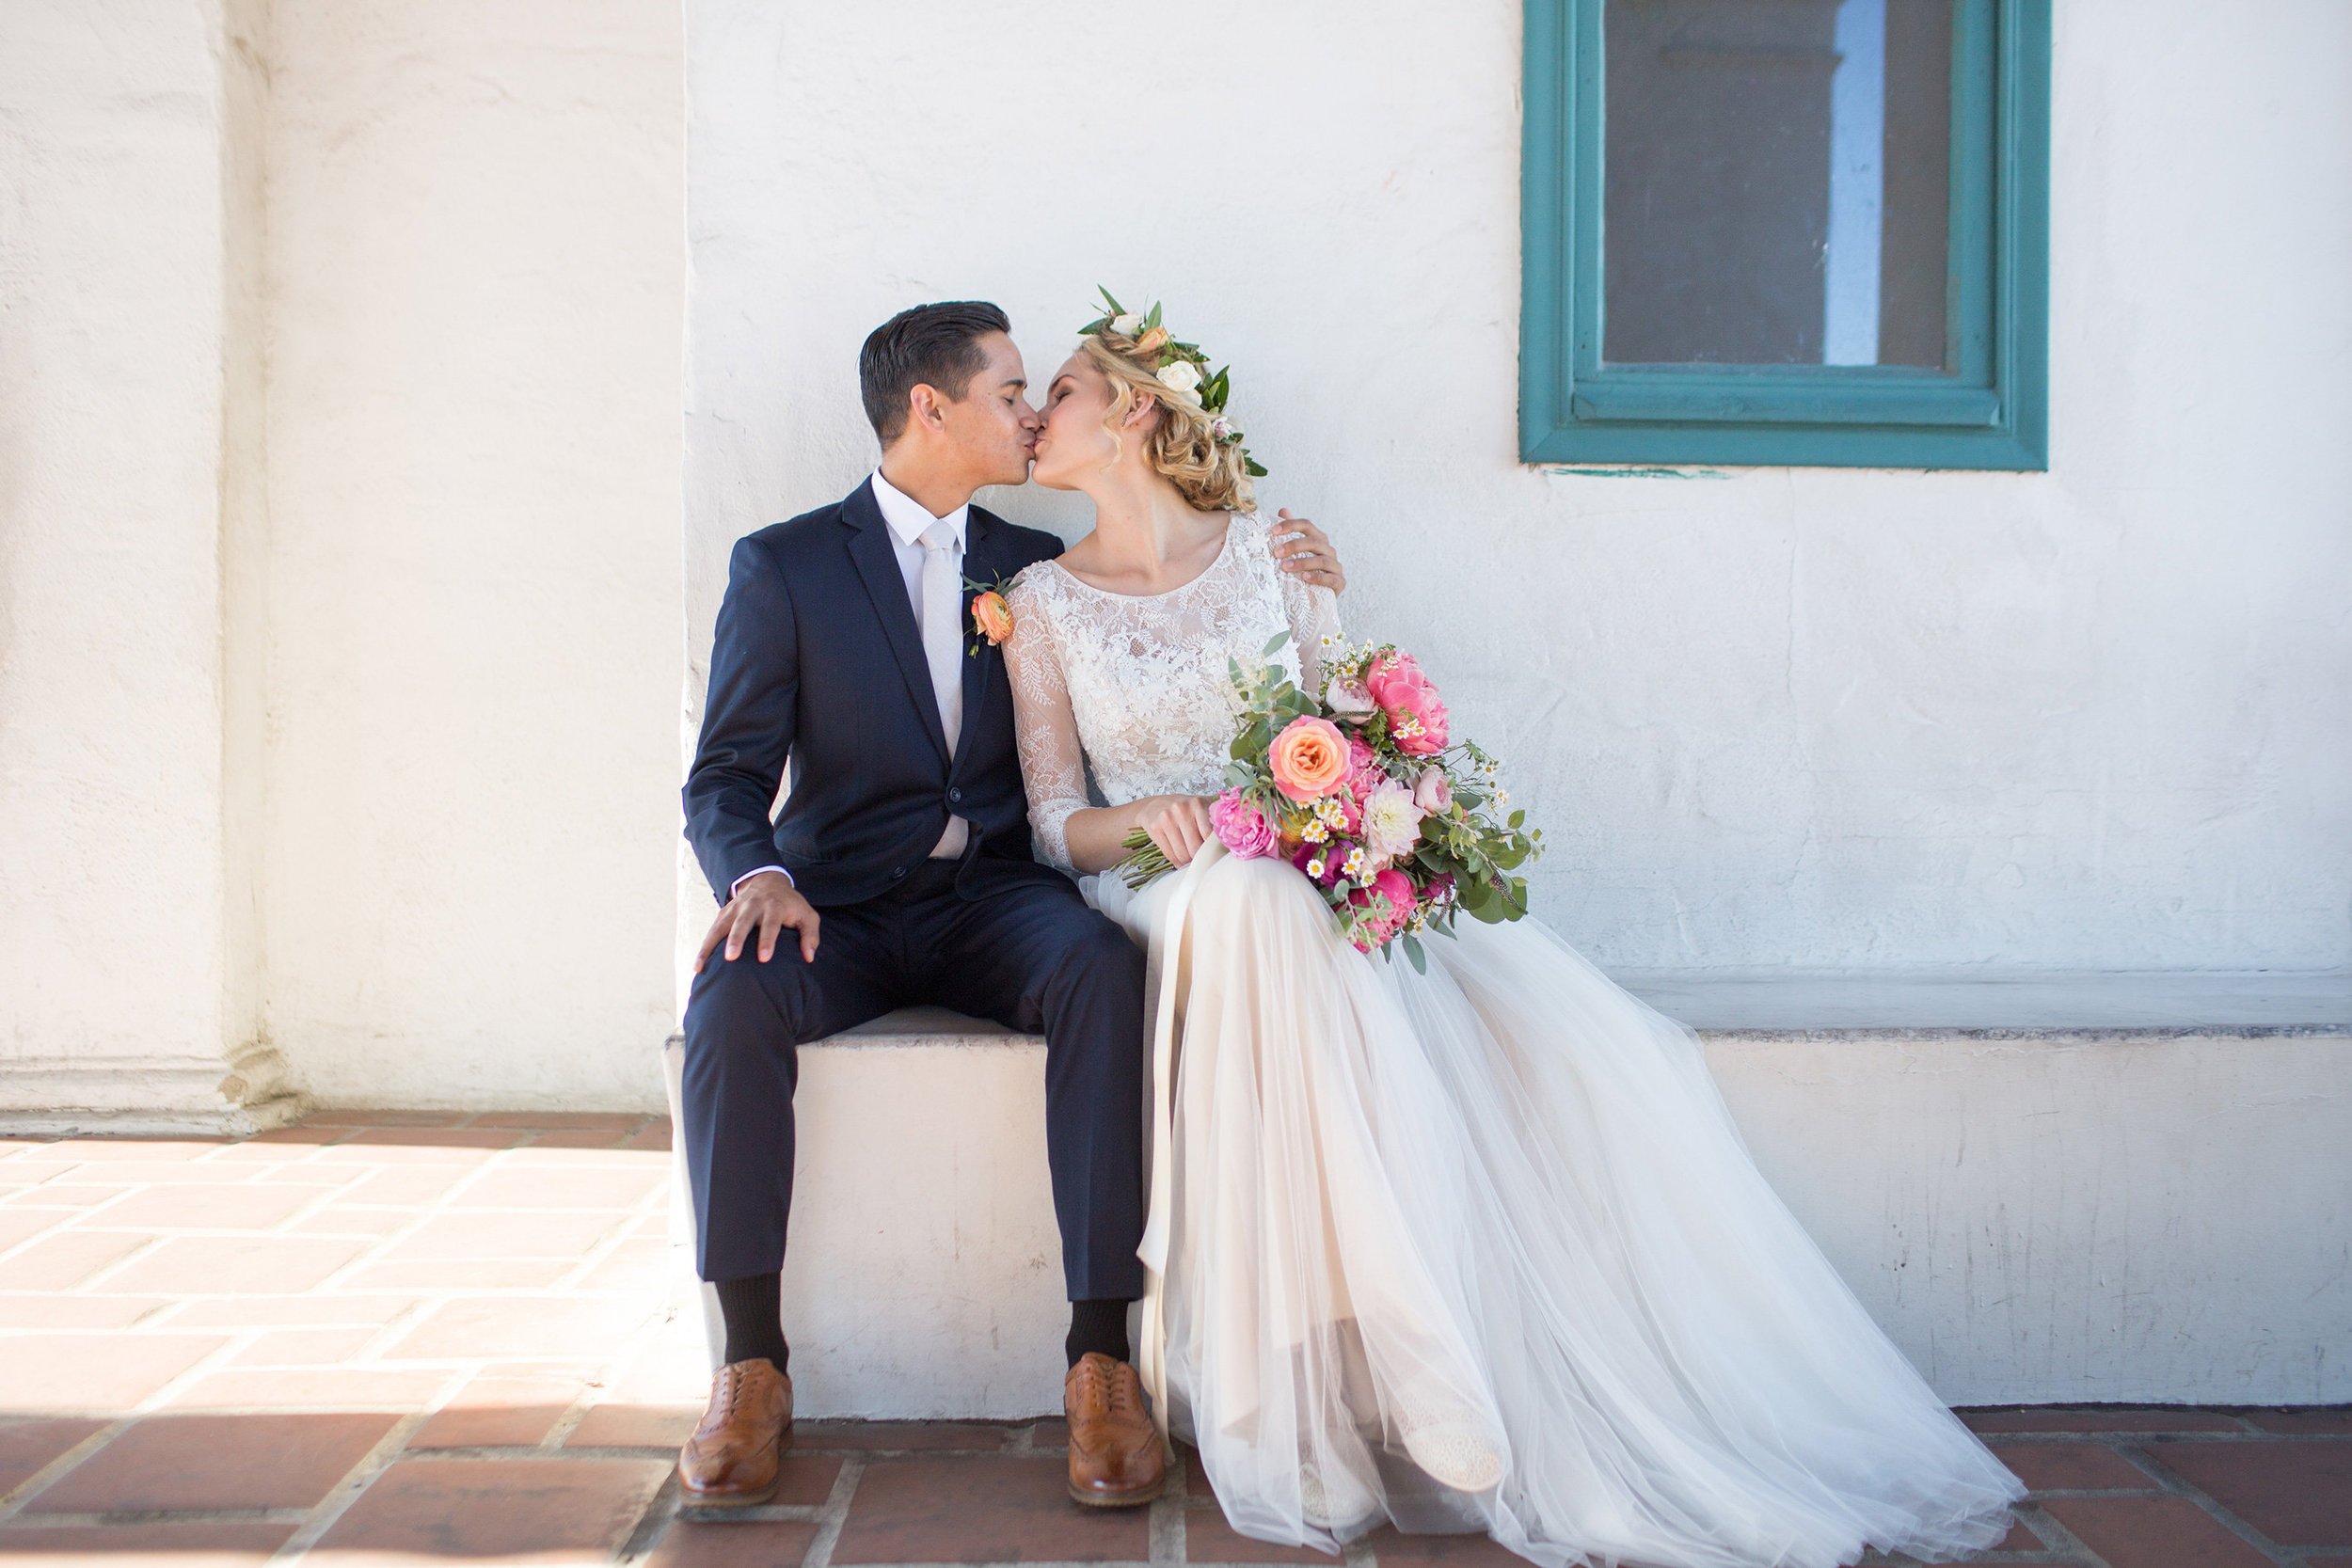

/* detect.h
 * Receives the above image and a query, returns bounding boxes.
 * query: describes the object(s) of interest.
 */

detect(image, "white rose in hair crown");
[1078,286,1267,478]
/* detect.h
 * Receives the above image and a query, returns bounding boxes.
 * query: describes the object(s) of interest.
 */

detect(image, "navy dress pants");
[679,859,1149,1302]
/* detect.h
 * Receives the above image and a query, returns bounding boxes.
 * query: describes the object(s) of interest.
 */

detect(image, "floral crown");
[1078,287,1268,478]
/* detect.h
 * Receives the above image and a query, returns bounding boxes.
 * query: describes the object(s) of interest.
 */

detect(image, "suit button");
[948,787,963,804]
[891,866,907,880]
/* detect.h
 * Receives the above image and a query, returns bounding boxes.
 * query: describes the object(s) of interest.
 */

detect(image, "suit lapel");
[841,482,950,766]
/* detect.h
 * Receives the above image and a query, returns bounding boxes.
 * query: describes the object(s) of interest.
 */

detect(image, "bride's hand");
[1136,794,1217,867]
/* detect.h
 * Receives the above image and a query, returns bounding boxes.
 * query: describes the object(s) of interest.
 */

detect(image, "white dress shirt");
[729,469,971,899]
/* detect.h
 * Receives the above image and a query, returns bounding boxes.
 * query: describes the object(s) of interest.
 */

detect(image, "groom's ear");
[903,382,950,439]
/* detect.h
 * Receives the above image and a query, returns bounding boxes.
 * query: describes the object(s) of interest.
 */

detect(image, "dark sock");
[1066,1297,1133,1368]
[714,1272,789,1375]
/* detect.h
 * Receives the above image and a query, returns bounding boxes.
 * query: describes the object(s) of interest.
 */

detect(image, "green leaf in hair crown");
[1080,286,1268,479]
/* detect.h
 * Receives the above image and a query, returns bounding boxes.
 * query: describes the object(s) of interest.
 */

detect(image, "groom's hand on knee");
[696,871,820,971]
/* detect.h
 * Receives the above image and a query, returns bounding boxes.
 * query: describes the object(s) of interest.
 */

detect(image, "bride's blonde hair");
[1079,332,1257,514]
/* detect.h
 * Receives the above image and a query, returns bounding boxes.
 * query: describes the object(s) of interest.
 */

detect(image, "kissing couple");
[675,299,2025,1566]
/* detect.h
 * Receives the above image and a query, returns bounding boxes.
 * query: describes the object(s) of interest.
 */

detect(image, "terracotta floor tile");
[339,1165,478,1205]
[0,1231,151,1290]
[470,1113,648,1131]
[794,1419,1014,1451]
[619,1120,673,1152]
[229,1325,387,1367]
[164,1292,421,1329]
[287,1205,421,1237]
[38,1139,225,1164]
[570,1238,668,1291]
[1992,1441,2162,1491]
[1183,1505,1337,1562]
[100,1235,370,1295]
[2040,1494,2273,1568]
[382,1208,626,1260]
[386,1295,655,1362]
[2,1186,120,1209]
[310,1455,669,1562]
[564,1402,698,1449]
[1962,1405,2243,1434]
[527,1130,635,1148]
[339,1128,529,1153]
[644,1517,820,1568]
[0,1418,107,1497]
[409,1371,586,1449]
[0,1295,171,1331]
[302,1111,473,1128]
[0,1519,294,1564]
[2241,1407,2352,1434]
[24,1410,398,1513]
[0,1334,227,1414]
[340,1258,581,1291]
[830,1454,1149,1563]
[226,1125,352,1148]
[163,1367,454,1412]
[0,1211,65,1253]
[1352,1526,1526,1566]
[81,1182,327,1232]
[450,1165,668,1212]
[2144,1438,2352,1546]
[36,1162,259,1186]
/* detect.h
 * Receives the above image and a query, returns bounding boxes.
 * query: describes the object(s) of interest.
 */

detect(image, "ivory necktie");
[917,520,968,857]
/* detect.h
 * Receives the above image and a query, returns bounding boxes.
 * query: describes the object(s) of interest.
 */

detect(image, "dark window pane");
[1601,0,1953,368]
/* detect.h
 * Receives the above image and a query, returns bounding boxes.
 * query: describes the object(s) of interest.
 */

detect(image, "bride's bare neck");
[1063,464,1226,592]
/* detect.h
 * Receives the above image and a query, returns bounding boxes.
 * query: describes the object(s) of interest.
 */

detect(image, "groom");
[675,301,1347,1510]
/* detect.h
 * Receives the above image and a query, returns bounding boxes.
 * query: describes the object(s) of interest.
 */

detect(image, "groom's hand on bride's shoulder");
[695,870,819,971]
[1269,510,1347,595]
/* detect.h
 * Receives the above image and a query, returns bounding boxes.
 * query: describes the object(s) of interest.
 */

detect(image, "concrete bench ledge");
[662,971,2352,1418]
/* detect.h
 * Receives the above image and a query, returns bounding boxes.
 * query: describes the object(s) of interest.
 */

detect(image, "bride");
[998,303,2025,1567]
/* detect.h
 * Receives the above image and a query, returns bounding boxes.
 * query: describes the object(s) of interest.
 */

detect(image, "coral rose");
[970,590,1013,646]
[1268,715,1350,800]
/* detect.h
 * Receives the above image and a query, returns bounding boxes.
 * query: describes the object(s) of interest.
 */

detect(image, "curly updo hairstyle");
[1079,331,1257,515]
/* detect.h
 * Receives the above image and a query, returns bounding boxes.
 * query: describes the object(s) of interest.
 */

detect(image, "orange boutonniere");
[963,572,1016,656]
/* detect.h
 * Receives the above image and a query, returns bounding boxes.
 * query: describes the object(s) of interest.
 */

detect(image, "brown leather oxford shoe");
[677,1357,793,1507]
[1065,1352,1165,1508]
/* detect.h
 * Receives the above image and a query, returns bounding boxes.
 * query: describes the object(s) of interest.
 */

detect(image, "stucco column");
[0,0,294,1132]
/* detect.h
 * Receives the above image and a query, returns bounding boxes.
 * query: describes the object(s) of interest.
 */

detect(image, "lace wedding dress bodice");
[1003,510,1341,874]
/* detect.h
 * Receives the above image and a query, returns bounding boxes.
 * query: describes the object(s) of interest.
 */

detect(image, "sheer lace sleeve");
[1273,523,1343,696]
[1002,571,1088,876]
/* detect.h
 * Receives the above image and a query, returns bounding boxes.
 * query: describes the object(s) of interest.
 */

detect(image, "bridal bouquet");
[1117,634,1543,968]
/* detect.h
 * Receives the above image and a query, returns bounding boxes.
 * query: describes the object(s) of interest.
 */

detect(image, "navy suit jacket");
[683,480,1071,909]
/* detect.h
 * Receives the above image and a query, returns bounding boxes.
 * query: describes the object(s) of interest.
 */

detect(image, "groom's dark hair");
[860,300,1012,446]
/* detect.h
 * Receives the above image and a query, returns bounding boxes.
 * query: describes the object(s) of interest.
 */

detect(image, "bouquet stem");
[1115,829,1174,889]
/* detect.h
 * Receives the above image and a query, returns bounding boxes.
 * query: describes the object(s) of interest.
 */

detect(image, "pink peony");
[1347,866,1418,946]
[1413,767,1452,814]
[1366,652,1451,755]
[1210,789,1277,859]
[1345,736,1388,798]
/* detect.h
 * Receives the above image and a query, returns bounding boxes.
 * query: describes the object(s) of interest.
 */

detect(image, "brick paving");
[0,1115,2344,1567]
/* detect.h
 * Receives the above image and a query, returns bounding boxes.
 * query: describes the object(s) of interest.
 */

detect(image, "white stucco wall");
[260,0,686,1107]
[683,0,2352,978]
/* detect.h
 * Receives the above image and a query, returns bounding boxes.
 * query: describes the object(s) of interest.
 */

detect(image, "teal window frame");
[1519,0,2051,469]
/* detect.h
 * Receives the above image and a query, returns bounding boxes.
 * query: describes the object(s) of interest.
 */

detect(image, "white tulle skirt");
[1089,842,2023,1568]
